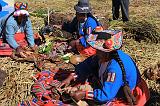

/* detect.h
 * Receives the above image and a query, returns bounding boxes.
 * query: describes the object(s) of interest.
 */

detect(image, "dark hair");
[14,15,28,25]
[110,50,128,85]
[76,12,86,17]
[110,50,138,105]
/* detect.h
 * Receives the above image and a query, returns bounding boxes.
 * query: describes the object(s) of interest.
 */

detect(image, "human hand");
[60,77,72,88]
[53,25,62,29]
[69,40,76,48]
[16,46,27,58]
[70,90,86,102]
[59,73,75,88]
[66,14,72,22]
[31,45,37,52]
[63,86,78,94]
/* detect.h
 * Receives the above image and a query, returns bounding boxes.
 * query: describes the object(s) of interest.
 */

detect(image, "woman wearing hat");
[0,2,36,57]
[54,0,102,57]
[59,30,150,105]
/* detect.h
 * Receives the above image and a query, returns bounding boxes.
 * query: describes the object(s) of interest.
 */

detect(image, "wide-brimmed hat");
[13,2,29,16]
[87,30,123,52]
[74,0,91,13]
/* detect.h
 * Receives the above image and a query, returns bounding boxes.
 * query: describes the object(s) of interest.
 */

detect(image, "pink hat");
[13,10,29,16]
[13,2,29,16]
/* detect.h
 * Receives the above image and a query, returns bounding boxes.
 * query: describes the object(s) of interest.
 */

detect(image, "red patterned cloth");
[18,98,70,106]
[0,33,27,56]
[0,32,40,56]
[30,70,71,106]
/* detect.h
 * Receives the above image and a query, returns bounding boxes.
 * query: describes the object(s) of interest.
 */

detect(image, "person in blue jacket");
[54,0,101,56]
[59,30,149,105]
[0,2,36,57]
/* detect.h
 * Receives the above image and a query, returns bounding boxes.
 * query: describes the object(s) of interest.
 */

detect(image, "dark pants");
[112,0,129,22]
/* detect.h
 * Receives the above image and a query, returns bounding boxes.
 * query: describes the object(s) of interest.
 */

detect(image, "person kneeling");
[0,2,37,57]
[60,30,150,106]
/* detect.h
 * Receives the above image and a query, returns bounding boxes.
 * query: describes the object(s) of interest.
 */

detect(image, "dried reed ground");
[0,0,160,105]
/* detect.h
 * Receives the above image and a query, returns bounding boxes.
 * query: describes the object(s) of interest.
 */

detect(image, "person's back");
[59,30,150,105]
[0,15,13,34]
[85,50,139,102]
[116,50,139,90]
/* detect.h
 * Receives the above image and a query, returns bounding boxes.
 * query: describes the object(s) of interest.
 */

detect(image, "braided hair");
[110,50,128,85]
[110,50,137,106]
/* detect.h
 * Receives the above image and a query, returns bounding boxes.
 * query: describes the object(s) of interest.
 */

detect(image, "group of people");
[0,0,129,57]
[0,0,150,106]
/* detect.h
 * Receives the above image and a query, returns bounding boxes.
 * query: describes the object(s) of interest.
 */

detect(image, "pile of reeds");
[144,61,160,82]
[123,20,160,43]
[0,57,35,106]
[0,70,7,88]
[0,56,75,106]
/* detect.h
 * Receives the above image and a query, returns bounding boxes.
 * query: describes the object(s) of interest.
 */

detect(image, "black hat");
[74,0,91,13]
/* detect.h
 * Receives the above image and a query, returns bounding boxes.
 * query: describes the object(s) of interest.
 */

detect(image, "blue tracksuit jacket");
[75,50,140,103]
[62,16,98,47]
[78,17,97,47]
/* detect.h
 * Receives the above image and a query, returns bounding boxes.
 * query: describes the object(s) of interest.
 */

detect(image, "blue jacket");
[0,15,35,49]
[78,17,97,47]
[62,16,98,47]
[75,50,140,103]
